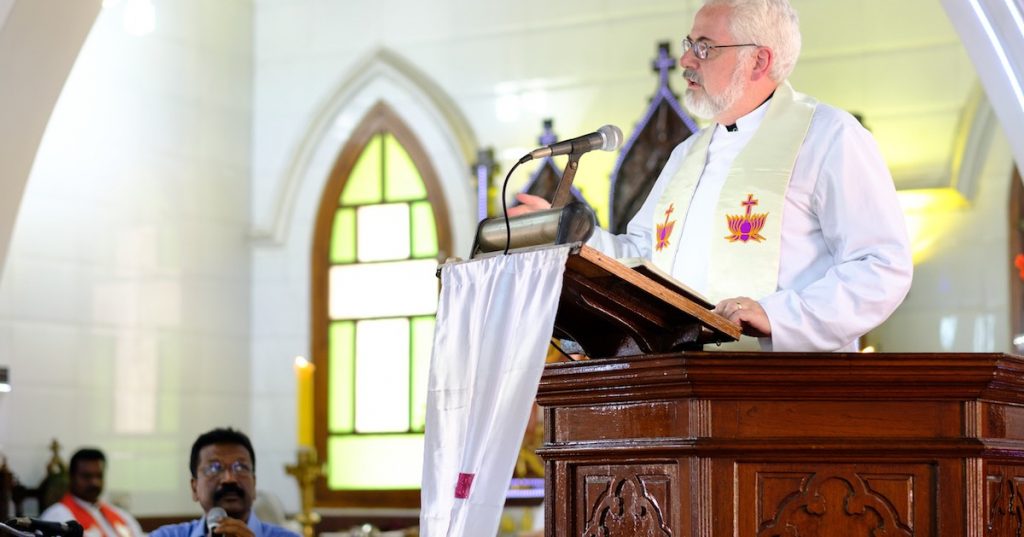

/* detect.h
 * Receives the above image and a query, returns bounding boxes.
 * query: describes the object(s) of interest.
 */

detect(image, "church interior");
[2,0,1024,535]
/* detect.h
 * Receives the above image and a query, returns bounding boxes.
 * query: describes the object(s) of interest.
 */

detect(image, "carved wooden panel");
[712,400,961,439]
[983,403,1024,440]
[986,466,1024,536]
[737,463,931,536]
[551,401,688,443]
[575,464,678,537]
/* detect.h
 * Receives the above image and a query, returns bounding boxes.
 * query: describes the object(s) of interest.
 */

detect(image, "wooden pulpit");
[536,247,1024,535]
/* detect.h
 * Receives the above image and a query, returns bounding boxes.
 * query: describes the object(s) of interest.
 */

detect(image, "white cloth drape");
[420,245,570,537]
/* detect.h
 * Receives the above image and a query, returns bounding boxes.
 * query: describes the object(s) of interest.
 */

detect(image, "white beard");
[683,57,750,121]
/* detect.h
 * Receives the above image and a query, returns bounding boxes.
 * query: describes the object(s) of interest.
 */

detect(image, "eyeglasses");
[682,37,759,60]
[200,461,253,478]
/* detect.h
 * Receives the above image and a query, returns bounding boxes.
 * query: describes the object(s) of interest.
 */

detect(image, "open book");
[617,257,713,309]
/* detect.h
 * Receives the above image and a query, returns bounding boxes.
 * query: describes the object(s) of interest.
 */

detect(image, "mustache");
[683,68,702,86]
[78,486,102,499]
[213,483,246,503]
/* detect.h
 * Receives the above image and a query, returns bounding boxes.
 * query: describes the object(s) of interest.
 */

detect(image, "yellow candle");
[294,356,315,447]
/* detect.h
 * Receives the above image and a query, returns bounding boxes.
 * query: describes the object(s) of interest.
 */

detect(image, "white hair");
[703,0,801,81]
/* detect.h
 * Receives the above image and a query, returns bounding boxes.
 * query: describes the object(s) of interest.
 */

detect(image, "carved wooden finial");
[473,147,497,220]
[474,147,495,170]
[539,118,557,147]
[46,438,65,475]
[652,41,676,87]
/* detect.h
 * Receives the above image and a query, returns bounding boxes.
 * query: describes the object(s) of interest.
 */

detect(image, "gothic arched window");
[312,102,451,507]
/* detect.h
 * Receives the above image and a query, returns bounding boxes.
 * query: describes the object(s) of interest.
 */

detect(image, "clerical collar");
[719,91,776,133]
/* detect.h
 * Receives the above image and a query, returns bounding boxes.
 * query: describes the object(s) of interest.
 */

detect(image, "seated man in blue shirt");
[151,428,299,537]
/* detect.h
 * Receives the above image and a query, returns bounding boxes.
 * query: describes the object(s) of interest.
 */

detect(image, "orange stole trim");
[59,493,131,537]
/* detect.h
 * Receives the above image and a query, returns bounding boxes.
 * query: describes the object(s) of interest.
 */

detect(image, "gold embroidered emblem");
[656,203,676,251]
[725,194,767,243]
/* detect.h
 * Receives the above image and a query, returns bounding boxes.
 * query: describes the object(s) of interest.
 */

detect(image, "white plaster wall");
[0,0,253,516]
[874,126,1015,353]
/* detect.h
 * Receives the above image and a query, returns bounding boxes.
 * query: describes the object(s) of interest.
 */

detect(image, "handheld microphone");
[519,124,623,163]
[4,519,83,537]
[205,507,227,536]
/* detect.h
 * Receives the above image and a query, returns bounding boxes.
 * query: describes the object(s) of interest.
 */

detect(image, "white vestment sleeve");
[586,140,695,260]
[758,119,913,352]
[420,246,570,537]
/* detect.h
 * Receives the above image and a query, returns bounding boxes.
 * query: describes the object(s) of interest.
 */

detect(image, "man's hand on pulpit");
[714,296,771,338]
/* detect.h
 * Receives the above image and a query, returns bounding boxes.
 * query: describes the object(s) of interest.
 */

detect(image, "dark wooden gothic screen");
[1010,166,1024,353]
[513,119,599,225]
[609,42,699,234]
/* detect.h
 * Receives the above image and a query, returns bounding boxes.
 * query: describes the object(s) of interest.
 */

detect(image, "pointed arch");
[254,48,477,254]
[310,102,450,508]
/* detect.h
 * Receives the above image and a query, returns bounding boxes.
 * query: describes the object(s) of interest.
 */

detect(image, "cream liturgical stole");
[652,81,816,303]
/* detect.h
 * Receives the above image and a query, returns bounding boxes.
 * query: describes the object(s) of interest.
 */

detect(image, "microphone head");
[206,507,228,533]
[596,124,623,152]
[65,521,84,537]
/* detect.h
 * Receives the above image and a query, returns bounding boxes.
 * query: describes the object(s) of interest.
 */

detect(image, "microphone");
[205,507,227,536]
[4,519,83,537]
[519,124,623,163]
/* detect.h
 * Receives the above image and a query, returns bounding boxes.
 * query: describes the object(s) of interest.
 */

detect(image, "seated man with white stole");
[512,0,912,352]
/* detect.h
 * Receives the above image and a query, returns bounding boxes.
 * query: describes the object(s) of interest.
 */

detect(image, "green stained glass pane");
[410,201,438,259]
[341,134,383,205]
[330,208,356,264]
[328,322,355,433]
[384,134,427,202]
[327,434,423,490]
[410,316,434,432]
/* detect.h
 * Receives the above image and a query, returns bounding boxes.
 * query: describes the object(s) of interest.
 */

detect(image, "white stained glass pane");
[329,259,438,319]
[357,203,410,262]
[355,318,410,432]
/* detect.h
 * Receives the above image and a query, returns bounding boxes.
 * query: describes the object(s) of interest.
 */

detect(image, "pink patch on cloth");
[454,473,475,499]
